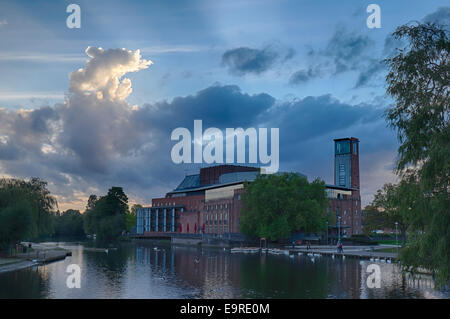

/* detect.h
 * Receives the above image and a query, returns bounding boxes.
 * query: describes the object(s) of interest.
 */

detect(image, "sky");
[0,0,448,211]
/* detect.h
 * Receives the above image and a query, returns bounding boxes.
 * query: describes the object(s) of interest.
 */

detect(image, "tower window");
[353,142,358,154]
[339,164,345,186]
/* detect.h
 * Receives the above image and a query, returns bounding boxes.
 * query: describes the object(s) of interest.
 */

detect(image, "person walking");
[337,241,343,253]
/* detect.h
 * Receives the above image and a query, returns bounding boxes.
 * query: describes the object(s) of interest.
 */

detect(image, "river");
[0,241,447,299]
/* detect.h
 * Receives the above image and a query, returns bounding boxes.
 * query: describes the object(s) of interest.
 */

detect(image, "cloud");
[423,6,450,25]
[221,44,294,76]
[0,92,65,100]
[289,66,321,85]
[323,26,374,75]
[289,27,381,87]
[69,46,153,101]
[0,53,84,63]
[0,20,7,27]
[354,59,385,88]
[0,46,397,210]
[141,45,208,54]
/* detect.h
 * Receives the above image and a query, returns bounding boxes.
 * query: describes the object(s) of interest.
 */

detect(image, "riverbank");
[0,242,71,274]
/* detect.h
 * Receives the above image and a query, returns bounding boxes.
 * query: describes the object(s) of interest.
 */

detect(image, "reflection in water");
[0,241,448,299]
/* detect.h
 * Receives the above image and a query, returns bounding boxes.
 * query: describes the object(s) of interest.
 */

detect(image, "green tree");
[362,205,388,235]
[371,177,421,246]
[0,177,57,240]
[53,209,85,237]
[240,173,329,241]
[384,22,449,285]
[82,187,128,241]
[0,201,33,249]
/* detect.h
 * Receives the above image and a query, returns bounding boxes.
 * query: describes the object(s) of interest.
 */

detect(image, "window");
[353,142,357,154]
[339,164,345,186]
[336,140,350,154]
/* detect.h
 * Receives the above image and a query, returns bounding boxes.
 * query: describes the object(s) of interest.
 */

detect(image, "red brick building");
[136,138,362,238]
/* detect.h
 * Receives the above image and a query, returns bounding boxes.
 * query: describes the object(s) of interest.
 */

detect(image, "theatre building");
[136,137,362,238]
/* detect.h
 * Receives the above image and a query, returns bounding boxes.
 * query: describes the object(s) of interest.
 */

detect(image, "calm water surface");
[0,241,447,299]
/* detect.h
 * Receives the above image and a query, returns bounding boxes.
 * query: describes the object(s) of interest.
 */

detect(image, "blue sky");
[0,0,448,210]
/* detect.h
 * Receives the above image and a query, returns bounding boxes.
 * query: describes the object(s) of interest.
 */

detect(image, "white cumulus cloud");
[69,47,153,101]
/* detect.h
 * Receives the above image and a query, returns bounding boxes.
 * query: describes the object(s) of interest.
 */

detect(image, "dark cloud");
[323,27,374,74]
[222,44,294,76]
[289,66,321,85]
[138,84,275,130]
[354,59,385,88]
[288,27,380,87]
[423,6,450,25]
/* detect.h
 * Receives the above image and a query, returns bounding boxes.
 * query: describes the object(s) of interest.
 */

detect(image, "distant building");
[136,138,362,238]
[328,137,362,237]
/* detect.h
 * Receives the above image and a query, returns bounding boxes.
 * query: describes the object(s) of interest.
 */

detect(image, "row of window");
[205,213,228,225]
[205,203,230,211]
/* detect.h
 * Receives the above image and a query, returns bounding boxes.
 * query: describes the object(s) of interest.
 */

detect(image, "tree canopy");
[240,173,329,241]
[53,209,85,237]
[83,187,128,241]
[0,177,57,248]
[384,22,449,285]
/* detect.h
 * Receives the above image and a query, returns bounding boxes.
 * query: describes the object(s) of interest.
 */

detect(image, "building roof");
[174,174,200,191]
[218,171,259,184]
[169,170,260,195]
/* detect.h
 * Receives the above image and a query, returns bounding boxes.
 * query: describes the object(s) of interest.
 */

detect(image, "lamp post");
[326,221,329,245]
[395,222,399,254]
[338,216,341,243]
